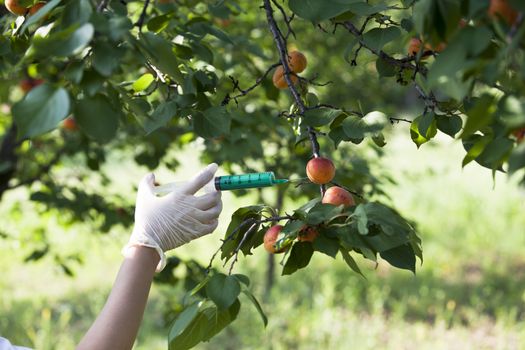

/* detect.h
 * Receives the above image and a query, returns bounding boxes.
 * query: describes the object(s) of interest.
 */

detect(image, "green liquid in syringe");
[214,172,288,191]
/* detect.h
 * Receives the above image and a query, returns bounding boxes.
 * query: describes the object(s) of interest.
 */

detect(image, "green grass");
[1,131,525,349]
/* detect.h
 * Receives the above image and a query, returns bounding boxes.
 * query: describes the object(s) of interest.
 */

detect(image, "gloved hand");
[123,163,222,272]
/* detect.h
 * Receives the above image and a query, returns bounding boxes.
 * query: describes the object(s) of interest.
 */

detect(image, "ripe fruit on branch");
[5,0,28,15]
[62,117,78,131]
[297,226,319,242]
[272,66,298,89]
[287,51,307,73]
[322,186,355,207]
[29,2,46,16]
[263,225,286,254]
[407,38,423,56]
[488,0,518,25]
[19,78,44,93]
[306,157,335,185]
[408,38,445,57]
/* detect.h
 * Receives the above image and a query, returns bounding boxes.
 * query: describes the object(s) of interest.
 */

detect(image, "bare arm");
[76,246,159,350]
[77,165,222,349]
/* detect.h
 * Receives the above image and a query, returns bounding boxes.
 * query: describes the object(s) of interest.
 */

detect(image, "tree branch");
[206,214,293,273]
[134,0,151,31]
[221,63,281,106]
[97,0,111,12]
[339,20,422,73]
[263,0,326,195]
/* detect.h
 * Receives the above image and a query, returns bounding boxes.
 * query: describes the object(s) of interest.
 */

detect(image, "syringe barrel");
[214,172,276,191]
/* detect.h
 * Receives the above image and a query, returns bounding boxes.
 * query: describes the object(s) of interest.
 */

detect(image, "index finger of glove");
[180,163,218,195]
[193,191,221,210]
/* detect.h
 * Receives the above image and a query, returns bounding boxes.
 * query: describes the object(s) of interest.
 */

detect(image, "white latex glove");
[123,163,222,272]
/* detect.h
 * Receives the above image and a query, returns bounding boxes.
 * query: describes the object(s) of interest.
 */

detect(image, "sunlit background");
[1,127,524,350]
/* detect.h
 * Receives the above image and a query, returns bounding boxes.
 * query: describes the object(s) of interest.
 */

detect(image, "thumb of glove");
[137,173,156,198]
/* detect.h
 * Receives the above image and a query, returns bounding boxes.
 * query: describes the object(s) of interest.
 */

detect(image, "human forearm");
[77,246,159,350]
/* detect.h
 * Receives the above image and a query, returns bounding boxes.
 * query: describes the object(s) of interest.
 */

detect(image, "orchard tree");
[1,0,525,348]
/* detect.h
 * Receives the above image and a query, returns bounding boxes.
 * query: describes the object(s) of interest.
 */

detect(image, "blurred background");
[1,129,524,349]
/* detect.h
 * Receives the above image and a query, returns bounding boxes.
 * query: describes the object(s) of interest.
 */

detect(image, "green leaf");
[232,274,250,287]
[282,242,314,275]
[288,0,361,23]
[306,202,344,225]
[92,41,123,77]
[436,114,463,137]
[20,0,61,33]
[133,73,155,92]
[12,84,70,139]
[188,22,234,45]
[167,302,200,341]
[193,106,231,139]
[139,32,183,82]
[361,202,413,237]
[108,16,133,41]
[380,244,416,273]
[61,0,93,27]
[75,95,120,143]
[461,94,497,138]
[242,290,268,327]
[508,143,525,174]
[221,205,269,261]
[376,57,397,77]
[32,23,94,57]
[147,14,172,33]
[143,100,178,134]
[462,135,492,167]
[312,233,339,258]
[303,108,342,127]
[206,273,241,309]
[477,137,514,170]
[345,2,389,16]
[362,27,401,52]
[64,61,84,84]
[168,300,240,350]
[417,112,437,138]
[353,204,368,235]
[410,115,437,148]
[340,249,364,277]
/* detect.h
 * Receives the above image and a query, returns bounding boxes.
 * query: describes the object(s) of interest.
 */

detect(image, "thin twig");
[206,215,293,272]
[97,0,111,12]
[221,63,281,106]
[227,222,258,274]
[134,0,151,31]
[389,117,412,124]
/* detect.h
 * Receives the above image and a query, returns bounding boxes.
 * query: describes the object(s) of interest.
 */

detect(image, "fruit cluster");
[264,156,355,254]
[272,50,307,89]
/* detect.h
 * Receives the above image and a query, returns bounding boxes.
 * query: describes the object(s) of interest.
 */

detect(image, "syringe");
[152,171,289,195]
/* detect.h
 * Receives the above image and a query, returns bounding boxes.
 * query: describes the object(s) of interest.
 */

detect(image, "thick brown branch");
[263,0,325,195]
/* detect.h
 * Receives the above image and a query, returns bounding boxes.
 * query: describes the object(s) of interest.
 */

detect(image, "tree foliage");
[1,0,524,346]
